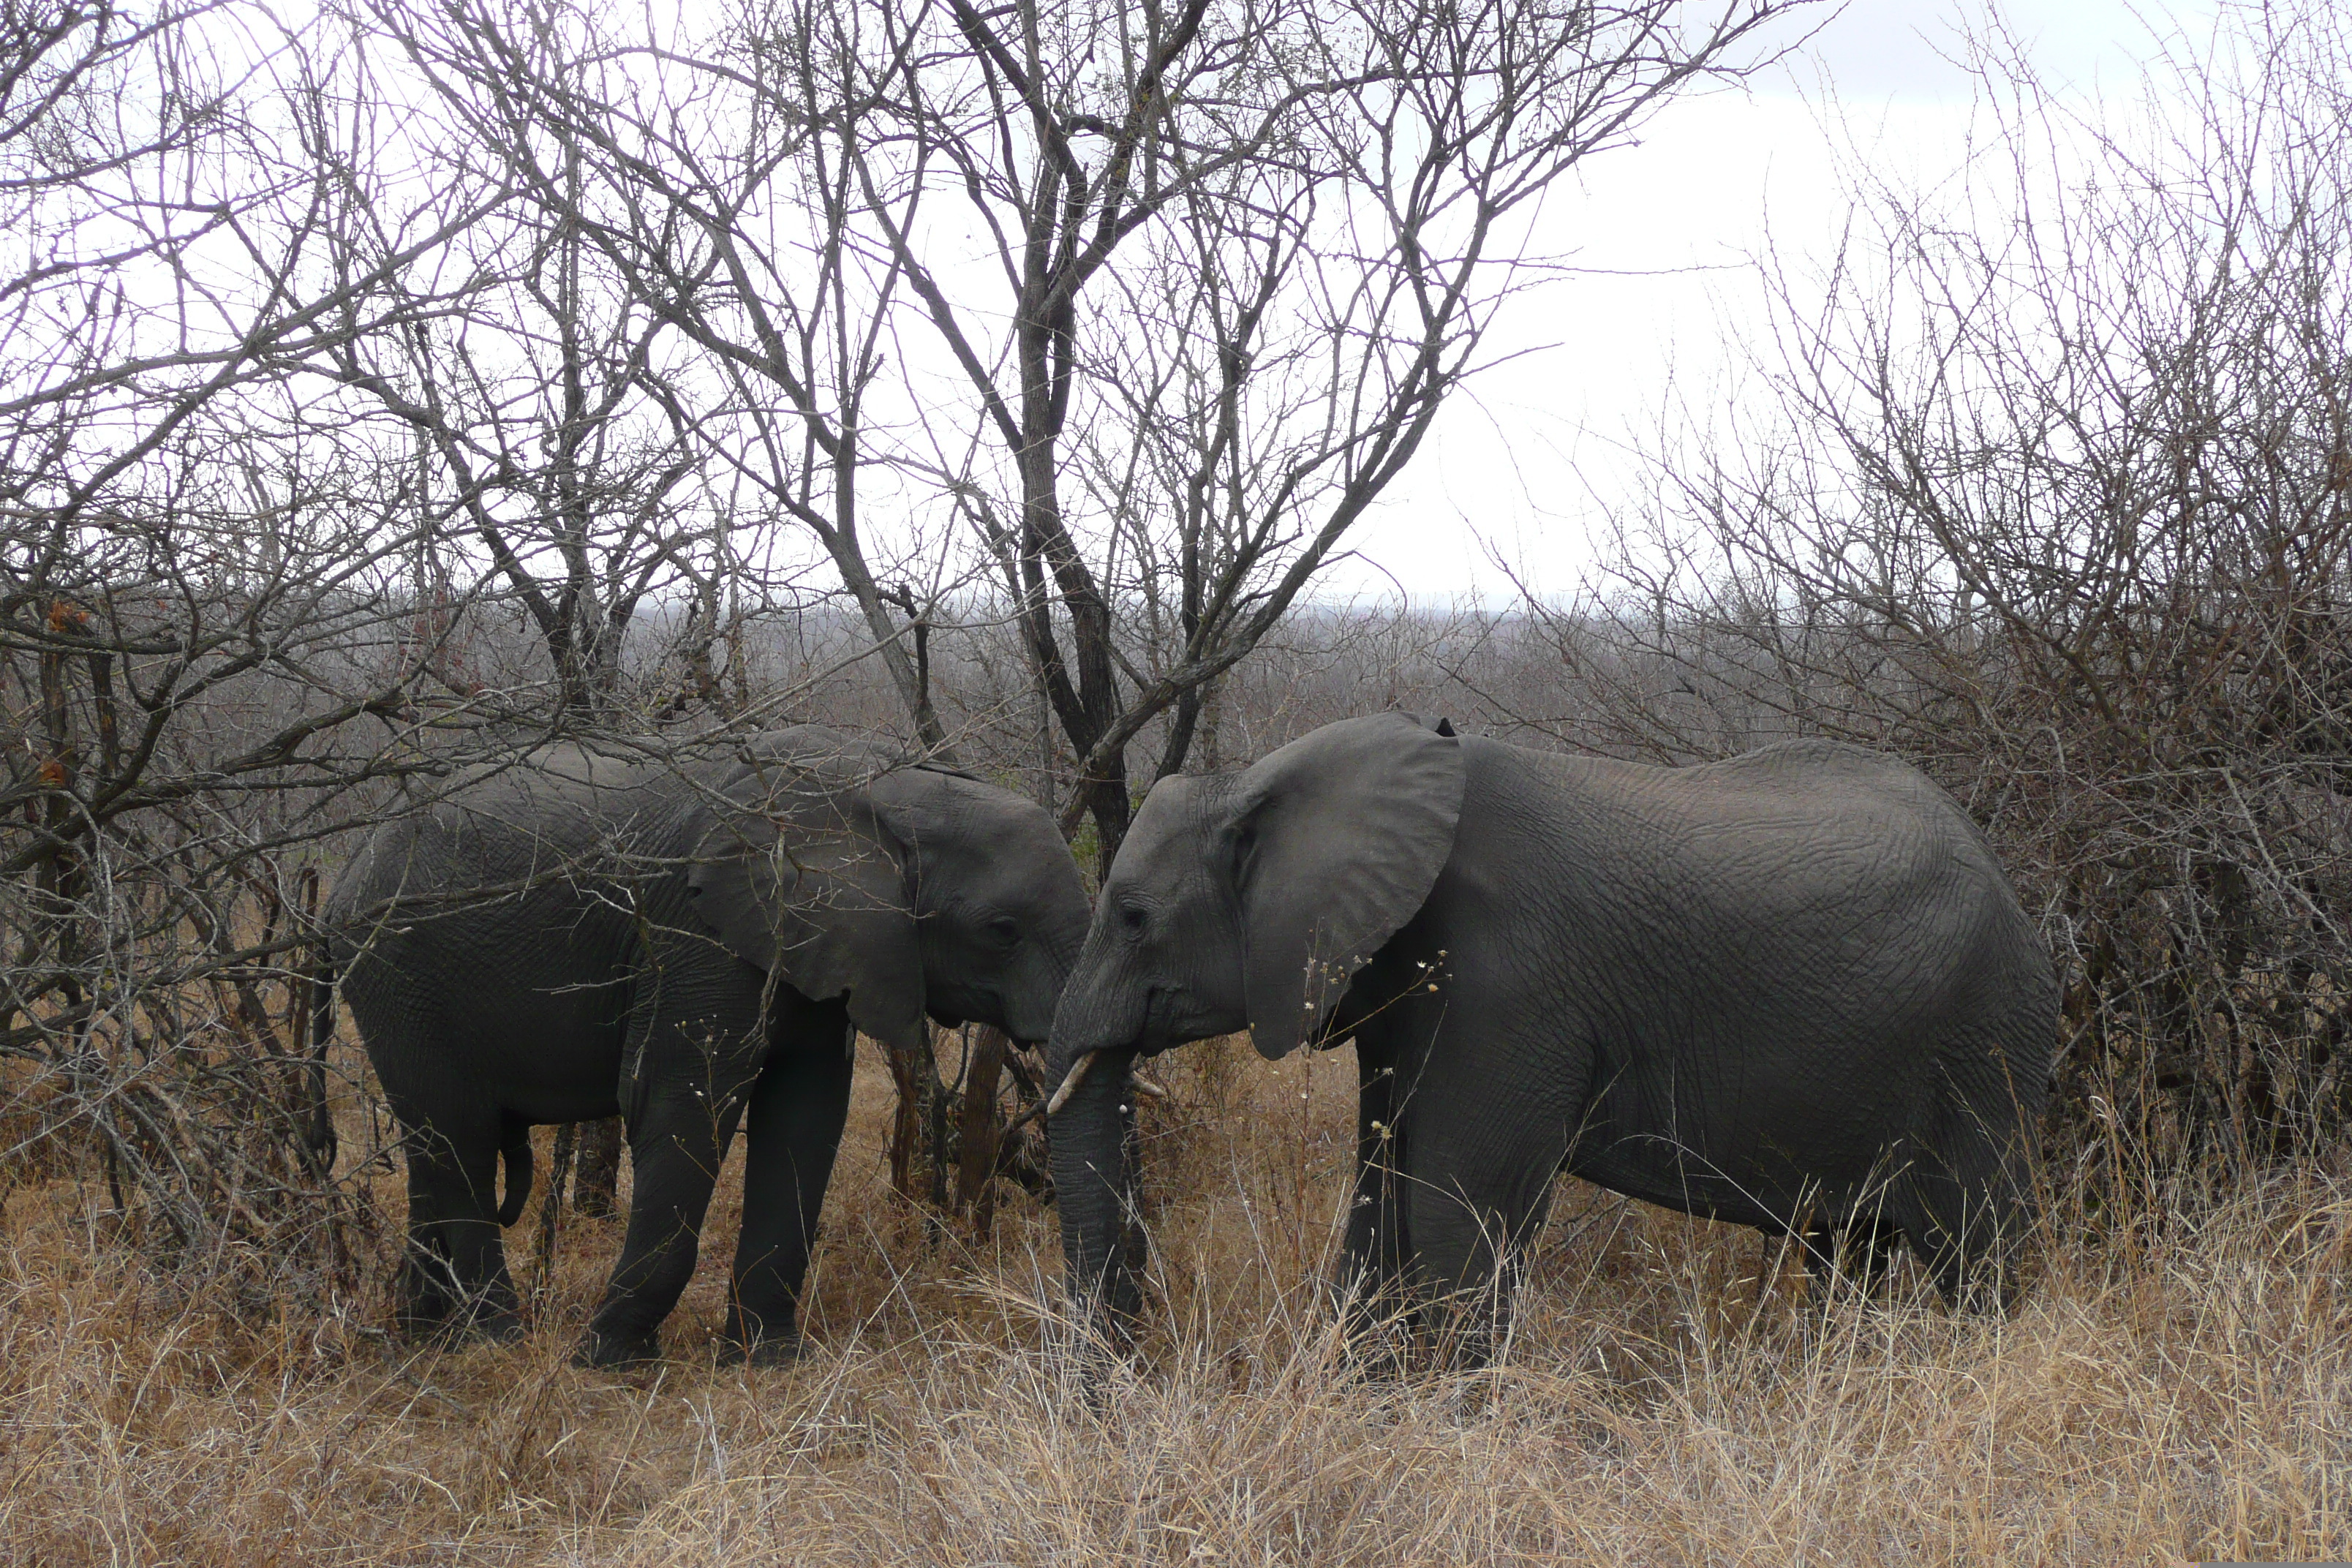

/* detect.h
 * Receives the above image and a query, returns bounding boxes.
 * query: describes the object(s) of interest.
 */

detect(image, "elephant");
[1045,712,2057,1358]
[325,725,1089,1368]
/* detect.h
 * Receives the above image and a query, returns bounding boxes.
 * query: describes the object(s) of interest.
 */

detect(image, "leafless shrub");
[361,0,1820,872]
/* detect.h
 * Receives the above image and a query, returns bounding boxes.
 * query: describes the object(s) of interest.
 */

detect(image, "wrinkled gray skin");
[328,727,1088,1368]
[1048,713,2056,1357]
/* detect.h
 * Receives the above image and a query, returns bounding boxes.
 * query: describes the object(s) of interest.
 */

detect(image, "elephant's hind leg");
[721,1003,853,1366]
[1895,1124,2036,1314]
[397,1110,522,1343]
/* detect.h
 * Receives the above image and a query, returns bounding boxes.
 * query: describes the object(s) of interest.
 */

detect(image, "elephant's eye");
[1118,904,1147,936]
[987,914,1020,946]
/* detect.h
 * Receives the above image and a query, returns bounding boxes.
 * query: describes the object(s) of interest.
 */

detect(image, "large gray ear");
[685,776,927,1054]
[1235,713,1465,1060]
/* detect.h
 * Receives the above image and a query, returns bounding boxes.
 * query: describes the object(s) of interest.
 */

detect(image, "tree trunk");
[954,1025,1011,1235]
[883,1036,935,1205]
[573,1115,623,1217]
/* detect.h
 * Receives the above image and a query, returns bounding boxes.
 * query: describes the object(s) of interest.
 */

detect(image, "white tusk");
[1129,1074,1168,1101]
[1044,1049,1099,1117]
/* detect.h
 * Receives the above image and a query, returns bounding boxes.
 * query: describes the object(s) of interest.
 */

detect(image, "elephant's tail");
[304,951,339,1171]
[497,1117,533,1227]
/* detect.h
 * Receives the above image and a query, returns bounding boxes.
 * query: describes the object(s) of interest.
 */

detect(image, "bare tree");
[0,0,544,1278]
[362,0,1815,865]
[363,0,971,752]
[312,42,774,729]
[323,0,1815,1228]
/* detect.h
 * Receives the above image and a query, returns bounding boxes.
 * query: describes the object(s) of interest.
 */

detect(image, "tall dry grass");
[2,1036,2346,1564]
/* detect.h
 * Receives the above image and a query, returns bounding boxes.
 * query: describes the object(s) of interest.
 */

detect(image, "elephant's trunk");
[1049,1044,1142,1327]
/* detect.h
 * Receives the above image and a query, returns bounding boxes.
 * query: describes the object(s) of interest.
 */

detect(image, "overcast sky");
[1338,0,2224,602]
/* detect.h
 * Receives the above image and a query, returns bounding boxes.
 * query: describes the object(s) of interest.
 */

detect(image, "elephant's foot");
[457,1307,526,1345]
[398,1308,524,1350]
[393,1303,453,1343]
[716,1328,806,1369]
[1336,1324,1417,1384]
[393,1268,461,1343]
[570,1325,661,1369]
[1333,1276,1423,1379]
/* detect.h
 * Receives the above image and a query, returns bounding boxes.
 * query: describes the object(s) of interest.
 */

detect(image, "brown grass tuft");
[3,1041,2347,1564]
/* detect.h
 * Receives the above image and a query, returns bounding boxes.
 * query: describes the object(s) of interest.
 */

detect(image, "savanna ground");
[2,1033,2348,1567]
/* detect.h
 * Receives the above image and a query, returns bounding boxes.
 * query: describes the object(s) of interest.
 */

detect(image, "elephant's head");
[684,734,1088,1052]
[872,764,1090,1044]
[1044,712,1465,1317]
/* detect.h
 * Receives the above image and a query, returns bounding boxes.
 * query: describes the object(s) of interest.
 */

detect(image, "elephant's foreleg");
[1400,1047,1578,1369]
[1338,1037,1415,1351]
[722,1016,853,1365]
[1406,1177,1552,1370]
[574,1102,742,1368]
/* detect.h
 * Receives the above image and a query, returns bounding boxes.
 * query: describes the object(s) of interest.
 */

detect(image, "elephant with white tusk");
[1044,712,2057,1360]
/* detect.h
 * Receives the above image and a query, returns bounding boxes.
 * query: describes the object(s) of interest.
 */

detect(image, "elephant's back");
[1451,737,1975,1003]
[322,746,687,1044]
[326,728,905,924]
[1467,736,2019,922]
[325,749,657,1093]
[329,745,677,914]
[1661,739,2049,995]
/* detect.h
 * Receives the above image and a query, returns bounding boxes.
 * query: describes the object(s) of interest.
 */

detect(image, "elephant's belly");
[1567,1144,1795,1230]
[439,985,630,1123]
[1567,1077,1914,1229]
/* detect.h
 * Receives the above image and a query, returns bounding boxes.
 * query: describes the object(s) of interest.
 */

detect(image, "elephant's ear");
[685,790,927,1054]
[1235,713,1465,1061]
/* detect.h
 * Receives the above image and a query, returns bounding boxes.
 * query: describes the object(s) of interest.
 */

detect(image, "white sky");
[1338,0,2223,602]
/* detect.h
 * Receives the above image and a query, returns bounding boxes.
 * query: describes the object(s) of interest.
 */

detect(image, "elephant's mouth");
[929,981,1051,1044]
[1136,985,1184,1051]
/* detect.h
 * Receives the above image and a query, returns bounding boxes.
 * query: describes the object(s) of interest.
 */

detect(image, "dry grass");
[3,1039,2348,1565]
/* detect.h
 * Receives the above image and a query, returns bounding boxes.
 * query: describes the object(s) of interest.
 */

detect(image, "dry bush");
[4,1038,2347,1564]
